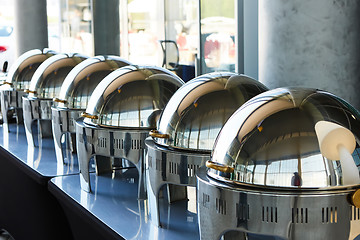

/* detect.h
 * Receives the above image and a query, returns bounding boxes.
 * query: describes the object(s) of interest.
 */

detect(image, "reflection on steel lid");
[83,65,184,128]
[4,48,56,91]
[209,87,360,189]
[27,53,88,99]
[154,72,268,152]
[56,56,131,109]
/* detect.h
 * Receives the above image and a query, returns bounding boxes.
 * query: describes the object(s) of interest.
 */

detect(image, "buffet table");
[49,168,199,240]
[0,123,75,239]
[0,123,199,240]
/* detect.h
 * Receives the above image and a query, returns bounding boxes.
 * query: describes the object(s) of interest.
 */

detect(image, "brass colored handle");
[53,98,67,104]
[24,89,37,94]
[81,112,99,120]
[206,160,234,173]
[3,81,12,86]
[351,189,360,208]
[149,130,170,139]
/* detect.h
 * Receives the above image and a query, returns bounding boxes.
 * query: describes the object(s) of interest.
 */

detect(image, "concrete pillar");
[14,0,48,57]
[92,0,120,56]
[243,0,258,80]
[259,0,360,109]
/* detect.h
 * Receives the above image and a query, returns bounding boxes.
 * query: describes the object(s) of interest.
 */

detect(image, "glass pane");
[121,0,163,65]
[49,0,94,56]
[47,0,61,52]
[164,0,197,81]
[200,0,236,74]
[164,0,198,66]
[0,0,15,69]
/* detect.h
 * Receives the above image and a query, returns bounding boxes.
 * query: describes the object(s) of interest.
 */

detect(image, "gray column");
[235,0,244,75]
[14,0,48,57]
[92,0,120,56]
[243,0,258,80]
[236,0,259,79]
[259,0,360,109]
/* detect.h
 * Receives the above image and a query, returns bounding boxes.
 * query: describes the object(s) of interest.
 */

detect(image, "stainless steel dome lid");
[83,65,184,128]
[208,87,360,190]
[27,53,87,99]
[55,55,131,109]
[2,48,56,91]
[153,72,268,152]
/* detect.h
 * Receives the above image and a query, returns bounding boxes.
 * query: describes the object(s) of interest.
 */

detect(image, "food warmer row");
[0,49,359,240]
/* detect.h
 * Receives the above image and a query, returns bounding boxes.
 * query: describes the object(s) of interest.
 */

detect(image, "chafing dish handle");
[149,130,169,139]
[351,189,360,208]
[24,89,37,94]
[53,98,67,104]
[206,160,234,173]
[81,112,99,119]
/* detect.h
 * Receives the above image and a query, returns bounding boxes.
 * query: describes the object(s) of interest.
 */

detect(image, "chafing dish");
[52,56,131,165]
[198,87,360,240]
[22,53,87,147]
[0,49,56,127]
[75,65,184,199]
[145,72,268,227]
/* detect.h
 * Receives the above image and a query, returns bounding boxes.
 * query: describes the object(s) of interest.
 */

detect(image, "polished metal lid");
[55,56,131,109]
[3,48,56,91]
[153,72,268,152]
[83,65,184,128]
[27,53,87,99]
[209,87,360,190]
